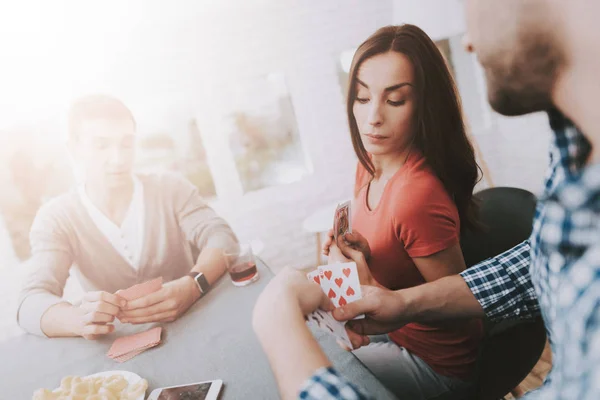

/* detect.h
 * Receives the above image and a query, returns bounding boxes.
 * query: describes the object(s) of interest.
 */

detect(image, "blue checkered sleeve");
[460,240,541,321]
[520,245,600,399]
[299,367,372,400]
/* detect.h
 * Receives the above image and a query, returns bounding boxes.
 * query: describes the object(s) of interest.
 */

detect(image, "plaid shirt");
[299,367,371,400]
[301,111,599,399]
[461,110,599,399]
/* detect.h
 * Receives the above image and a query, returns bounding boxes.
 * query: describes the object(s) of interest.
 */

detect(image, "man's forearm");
[40,302,82,338]
[403,274,485,323]
[253,298,331,400]
[192,247,228,286]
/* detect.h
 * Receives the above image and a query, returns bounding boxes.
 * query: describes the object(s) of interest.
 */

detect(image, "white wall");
[0,1,557,339]
[0,0,395,272]
[0,0,552,275]
[393,0,553,195]
[197,0,396,269]
[393,0,465,41]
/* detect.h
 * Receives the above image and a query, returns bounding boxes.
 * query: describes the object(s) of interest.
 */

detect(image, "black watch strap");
[187,272,210,295]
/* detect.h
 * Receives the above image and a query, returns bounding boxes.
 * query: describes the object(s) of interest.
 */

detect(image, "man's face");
[462,0,562,116]
[73,118,136,190]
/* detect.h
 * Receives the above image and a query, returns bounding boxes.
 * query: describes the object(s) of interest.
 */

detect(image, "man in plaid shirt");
[326,1,600,399]
[254,1,599,399]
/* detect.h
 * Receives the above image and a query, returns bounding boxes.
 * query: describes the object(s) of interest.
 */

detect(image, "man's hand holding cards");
[118,275,202,325]
[305,262,365,349]
[318,263,364,316]
[93,277,166,362]
[117,277,164,302]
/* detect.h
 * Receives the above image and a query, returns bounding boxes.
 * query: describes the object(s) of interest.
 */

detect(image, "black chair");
[461,187,547,400]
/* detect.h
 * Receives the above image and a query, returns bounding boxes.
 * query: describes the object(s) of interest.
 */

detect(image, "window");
[136,117,217,199]
[216,73,310,194]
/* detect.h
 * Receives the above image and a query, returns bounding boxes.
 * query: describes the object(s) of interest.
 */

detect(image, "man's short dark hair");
[68,95,136,142]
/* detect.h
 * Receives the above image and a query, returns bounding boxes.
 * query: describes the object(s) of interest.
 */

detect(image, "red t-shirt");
[353,152,483,380]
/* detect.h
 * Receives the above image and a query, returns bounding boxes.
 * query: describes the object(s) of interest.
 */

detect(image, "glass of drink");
[225,244,259,287]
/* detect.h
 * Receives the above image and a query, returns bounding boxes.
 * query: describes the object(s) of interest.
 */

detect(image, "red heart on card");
[328,288,337,299]
[313,276,320,285]
[335,278,343,288]
[346,286,355,296]
[324,270,333,280]
[343,268,351,278]
[339,296,347,306]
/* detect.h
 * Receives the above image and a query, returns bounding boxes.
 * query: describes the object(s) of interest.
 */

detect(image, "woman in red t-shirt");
[325,25,483,399]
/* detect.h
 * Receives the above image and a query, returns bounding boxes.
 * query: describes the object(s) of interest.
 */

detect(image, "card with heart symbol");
[305,262,364,348]
[317,262,364,319]
[306,269,321,286]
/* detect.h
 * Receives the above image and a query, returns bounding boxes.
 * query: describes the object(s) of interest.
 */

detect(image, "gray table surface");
[0,261,397,399]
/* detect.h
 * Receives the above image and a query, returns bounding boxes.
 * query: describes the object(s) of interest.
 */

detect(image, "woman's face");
[352,51,416,157]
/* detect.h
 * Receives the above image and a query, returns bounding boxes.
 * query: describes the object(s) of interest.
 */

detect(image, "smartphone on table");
[147,379,223,400]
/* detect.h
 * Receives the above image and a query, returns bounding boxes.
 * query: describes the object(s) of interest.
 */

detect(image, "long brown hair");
[347,24,481,233]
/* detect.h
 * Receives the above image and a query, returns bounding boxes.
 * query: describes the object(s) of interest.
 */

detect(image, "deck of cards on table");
[107,277,164,363]
[107,326,163,363]
[305,262,364,349]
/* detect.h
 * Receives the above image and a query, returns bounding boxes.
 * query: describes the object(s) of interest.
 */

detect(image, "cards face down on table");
[117,277,163,301]
[305,262,365,349]
[107,327,163,363]
[333,200,352,241]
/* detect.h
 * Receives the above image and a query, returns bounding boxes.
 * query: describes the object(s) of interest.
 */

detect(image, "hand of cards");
[305,262,364,349]
[104,277,164,363]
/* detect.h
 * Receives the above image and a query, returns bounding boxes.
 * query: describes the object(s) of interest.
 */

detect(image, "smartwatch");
[187,272,210,296]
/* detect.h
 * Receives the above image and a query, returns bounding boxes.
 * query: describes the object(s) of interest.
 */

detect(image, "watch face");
[196,274,209,293]
[193,275,202,291]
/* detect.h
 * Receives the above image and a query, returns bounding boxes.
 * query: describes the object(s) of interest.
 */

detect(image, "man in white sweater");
[17,95,238,339]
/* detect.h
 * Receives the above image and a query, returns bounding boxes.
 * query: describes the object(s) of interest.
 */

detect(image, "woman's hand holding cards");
[330,235,377,288]
[323,229,372,262]
[326,231,409,350]
[322,228,335,256]
[341,231,372,261]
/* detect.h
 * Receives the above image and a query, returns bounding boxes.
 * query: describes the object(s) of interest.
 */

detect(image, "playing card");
[111,334,165,362]
[323,262,362,307]
[318,262,364,319]
[306,269,321,286]
[112,338,161,360]
[333,201,352,240]
[317,264,335,300]
[112,347,147,363]
[321,312,353,349]
[107,326,162,359]
[306,308,328,328]
[306,309,352,349]
[117,277,163,301]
